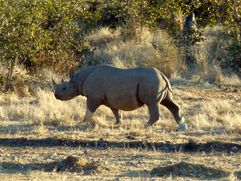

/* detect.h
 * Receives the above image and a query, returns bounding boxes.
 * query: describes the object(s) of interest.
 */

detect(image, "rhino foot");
[113,123,121,129]
[176,122,188,131]
[144,122,153,129]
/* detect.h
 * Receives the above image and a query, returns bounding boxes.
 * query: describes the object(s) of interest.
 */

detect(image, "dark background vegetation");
[0,0,240,91]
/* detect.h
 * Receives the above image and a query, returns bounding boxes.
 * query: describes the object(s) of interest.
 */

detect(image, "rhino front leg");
[145,103,160,128]
[111,108,122,125]
[84,97,102,122]
[84,108,93,122]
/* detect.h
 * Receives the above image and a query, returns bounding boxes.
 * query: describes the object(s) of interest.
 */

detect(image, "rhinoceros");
[52,65,187,131]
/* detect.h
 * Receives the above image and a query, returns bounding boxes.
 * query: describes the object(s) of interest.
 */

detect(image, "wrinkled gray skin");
[53,65,186,130]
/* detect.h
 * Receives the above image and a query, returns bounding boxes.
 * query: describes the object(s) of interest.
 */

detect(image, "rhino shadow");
[0,124,36,134]
[0,137,240,153]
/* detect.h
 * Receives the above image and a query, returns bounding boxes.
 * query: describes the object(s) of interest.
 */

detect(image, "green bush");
[0,0,103,90]
[0,0,84,71]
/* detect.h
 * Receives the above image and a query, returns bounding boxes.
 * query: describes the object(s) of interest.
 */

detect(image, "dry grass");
[1,86,240,133]
[81,26,241,84]
[0,83,241,180]
[0,140,240,180]
[0,25,240,180]
[0,69,240,132]
[82,27,184,77]
[189,26,239,84]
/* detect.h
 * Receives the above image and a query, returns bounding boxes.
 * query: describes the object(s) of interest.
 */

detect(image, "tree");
[0,0,85,90]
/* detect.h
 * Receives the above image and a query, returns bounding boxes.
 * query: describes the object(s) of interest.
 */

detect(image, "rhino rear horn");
[52,78,57,89]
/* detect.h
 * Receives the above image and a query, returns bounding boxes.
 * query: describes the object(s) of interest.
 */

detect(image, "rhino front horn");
[52,78,57,89]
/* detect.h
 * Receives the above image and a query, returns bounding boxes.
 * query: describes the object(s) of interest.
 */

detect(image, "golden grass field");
[0,77,240,180]
[0,26,240,180]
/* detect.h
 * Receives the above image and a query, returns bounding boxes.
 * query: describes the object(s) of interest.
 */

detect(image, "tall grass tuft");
[189,26,240,84]
[82,27,185,77]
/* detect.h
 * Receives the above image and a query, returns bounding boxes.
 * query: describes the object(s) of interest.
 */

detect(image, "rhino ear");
[69,71,74,79]
[69,72,76,82]
[61,78,64,83]
[52,78,57,89]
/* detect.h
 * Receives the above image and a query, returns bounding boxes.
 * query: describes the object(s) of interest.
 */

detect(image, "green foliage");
[0,0,240,76]
[0,0,102,72]
[96,0,240,38]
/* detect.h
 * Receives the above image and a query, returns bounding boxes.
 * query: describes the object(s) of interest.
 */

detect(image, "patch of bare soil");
[44,156,116,174]
[150,161,230,179]
[0,156,116,175]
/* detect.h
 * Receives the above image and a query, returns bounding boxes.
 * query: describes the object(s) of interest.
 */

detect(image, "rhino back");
[82,65,167,110]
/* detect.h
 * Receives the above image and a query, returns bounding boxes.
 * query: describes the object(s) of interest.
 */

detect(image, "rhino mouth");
[55,94,73,101]
[54,94,66,100]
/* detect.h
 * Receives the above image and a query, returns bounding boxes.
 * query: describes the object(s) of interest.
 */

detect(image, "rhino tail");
[158,70,173,92]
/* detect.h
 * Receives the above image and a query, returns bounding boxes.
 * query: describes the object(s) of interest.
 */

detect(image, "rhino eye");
[62,87,67,91]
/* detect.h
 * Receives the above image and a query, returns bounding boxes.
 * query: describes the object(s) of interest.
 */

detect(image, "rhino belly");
[105,94,143,111]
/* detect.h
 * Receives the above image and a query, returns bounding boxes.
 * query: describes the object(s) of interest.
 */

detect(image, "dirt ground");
[0,85,240,180]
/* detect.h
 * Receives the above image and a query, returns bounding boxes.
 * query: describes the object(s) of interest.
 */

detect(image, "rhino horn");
[52,78,57,89]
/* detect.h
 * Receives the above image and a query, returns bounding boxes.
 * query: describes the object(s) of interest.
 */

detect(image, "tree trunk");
[183,12,198,76]
[5,55,18,91]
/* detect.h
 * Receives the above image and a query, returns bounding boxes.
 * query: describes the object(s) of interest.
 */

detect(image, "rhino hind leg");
[160,95,182,124]
[161,97,188,131]
[111,108,122,124]
[145,103,160,127]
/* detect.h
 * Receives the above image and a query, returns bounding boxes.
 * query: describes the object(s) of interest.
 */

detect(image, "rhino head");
[52,78,78,101]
